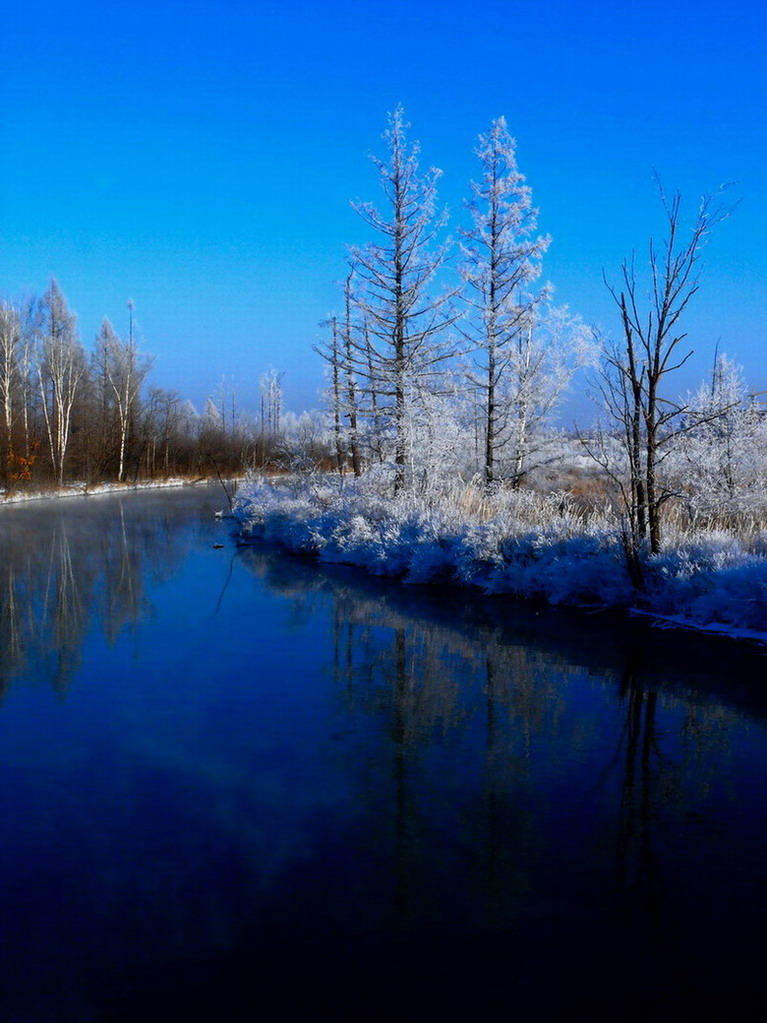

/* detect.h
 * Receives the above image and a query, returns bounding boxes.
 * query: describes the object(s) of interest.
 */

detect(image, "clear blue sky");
[1,0,765,418]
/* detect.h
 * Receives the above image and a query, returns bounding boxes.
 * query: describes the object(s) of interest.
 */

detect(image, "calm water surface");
[1,486,766,1020]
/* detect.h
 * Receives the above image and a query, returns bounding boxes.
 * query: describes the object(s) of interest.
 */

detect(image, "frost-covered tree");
[350,106,457,492]
[459,117,550,488]
[315,273,364,476]
[281,409,332,470]
[37,279,86,485]
[460,119,592,489]
[340,272,362,476]
[673,353,766,516]
[502,304,593,486]
[200,397,223,435]
[259,368,283,438]
[400,385,472,498]
[315,315,345,472]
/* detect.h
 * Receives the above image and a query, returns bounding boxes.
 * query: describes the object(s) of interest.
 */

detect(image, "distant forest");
[0,278,292,488]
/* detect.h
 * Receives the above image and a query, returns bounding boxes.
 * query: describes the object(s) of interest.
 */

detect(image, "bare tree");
[144,387,185,476]
[594,182,733,557]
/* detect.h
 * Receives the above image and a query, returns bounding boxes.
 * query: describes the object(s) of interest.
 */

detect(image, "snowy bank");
[233,474,767,647]
[0,477,227,506]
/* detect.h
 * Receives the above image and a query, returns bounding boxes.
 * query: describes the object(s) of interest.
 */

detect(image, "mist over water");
[0,487,766,1019]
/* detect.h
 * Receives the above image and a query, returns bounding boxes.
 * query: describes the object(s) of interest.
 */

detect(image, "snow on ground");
[234,473,767,647]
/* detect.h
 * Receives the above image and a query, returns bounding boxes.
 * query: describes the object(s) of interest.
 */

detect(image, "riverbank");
[233,473,767,649]
[0,475,242,506]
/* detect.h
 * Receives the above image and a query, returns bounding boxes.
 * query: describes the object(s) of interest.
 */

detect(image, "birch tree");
[16,298,38,463]
[38,279,85,485]
[0,302,20,484]
[92,316,152,481]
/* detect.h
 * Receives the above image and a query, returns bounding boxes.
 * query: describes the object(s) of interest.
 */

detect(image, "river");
[0,486,765,1020]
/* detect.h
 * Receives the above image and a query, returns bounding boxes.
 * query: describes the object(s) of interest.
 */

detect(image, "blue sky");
[1,0,765,418]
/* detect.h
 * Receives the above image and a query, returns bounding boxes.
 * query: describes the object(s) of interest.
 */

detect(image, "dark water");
[1,487,766,1021]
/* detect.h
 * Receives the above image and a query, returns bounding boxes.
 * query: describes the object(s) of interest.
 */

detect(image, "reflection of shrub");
[234,472,767,640]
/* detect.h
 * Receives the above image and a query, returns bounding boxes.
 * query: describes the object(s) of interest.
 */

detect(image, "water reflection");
[235,542,767,1014]
[0,490,212,698]
[0,496,766,1018]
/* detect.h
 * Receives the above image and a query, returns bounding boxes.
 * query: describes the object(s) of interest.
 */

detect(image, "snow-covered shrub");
[233,471,767,641]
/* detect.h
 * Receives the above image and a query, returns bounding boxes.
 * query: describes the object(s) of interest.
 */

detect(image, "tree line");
[0,281,292,490]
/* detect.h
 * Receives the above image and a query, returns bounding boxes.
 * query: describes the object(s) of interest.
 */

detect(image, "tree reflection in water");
[238,541,767,1016]
[1,499,766,1019]
[0,493,192,698]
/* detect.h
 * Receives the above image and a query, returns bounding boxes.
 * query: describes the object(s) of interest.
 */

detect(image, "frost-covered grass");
[234,472,767,644]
